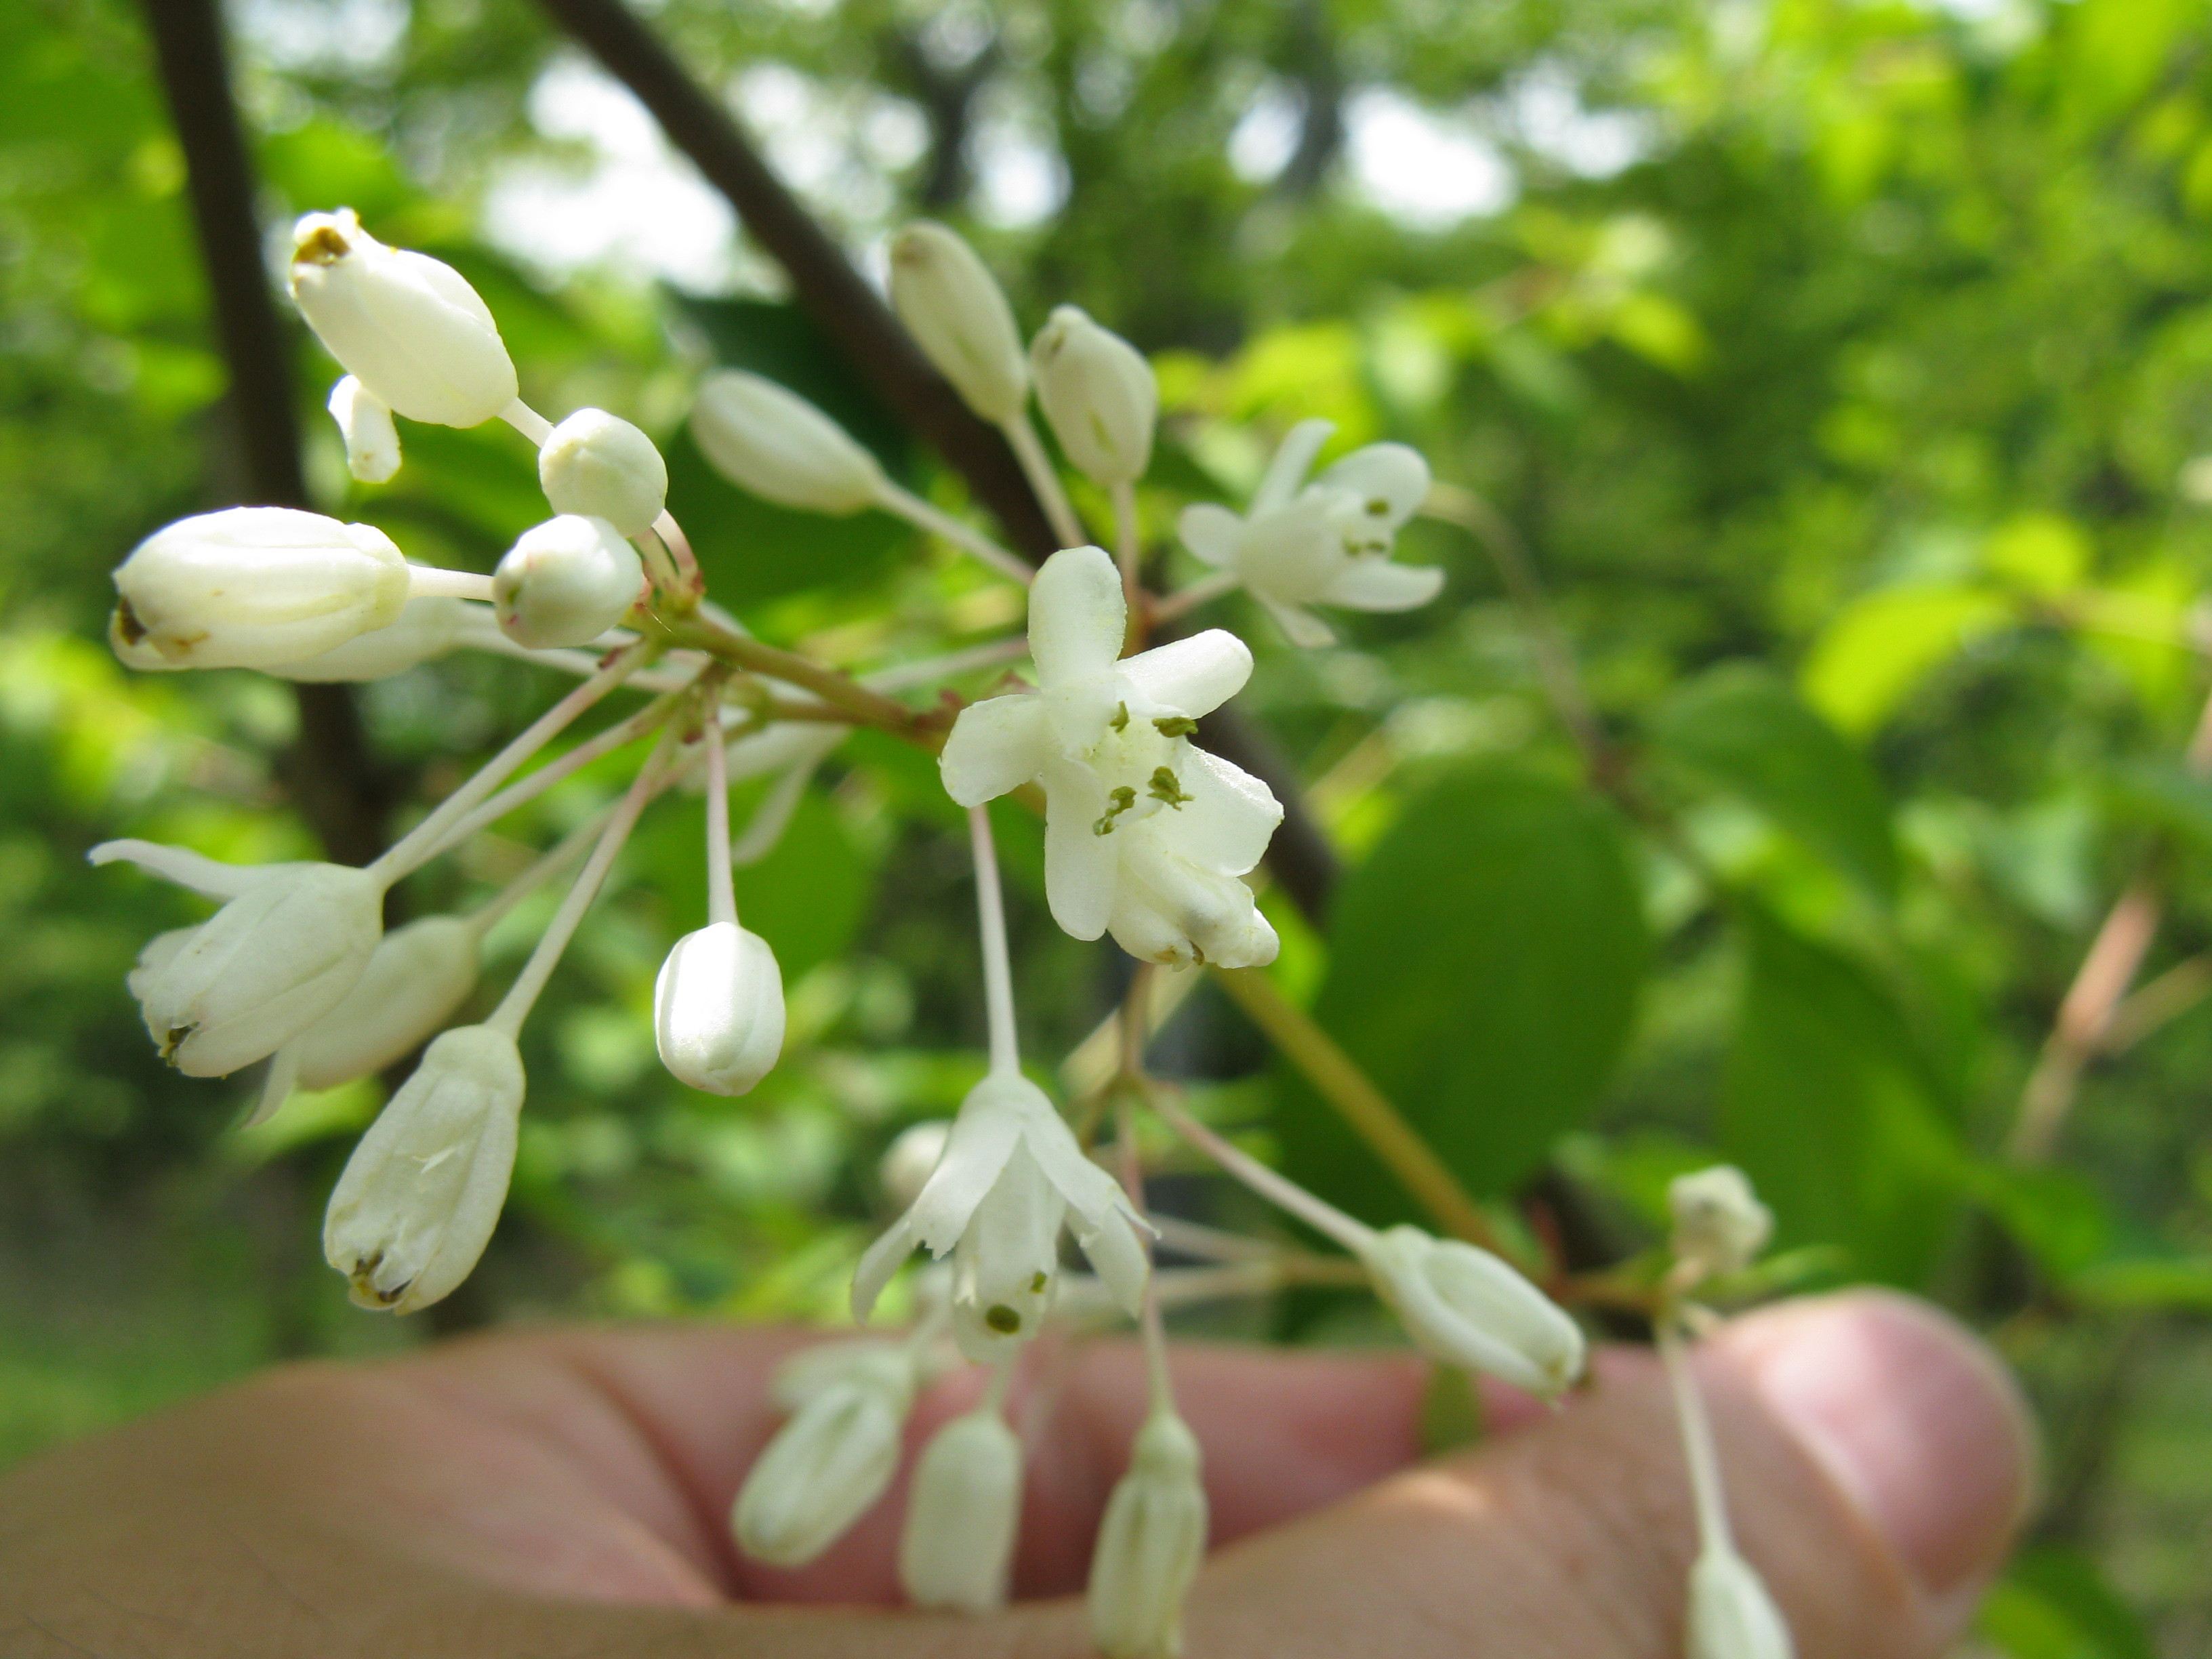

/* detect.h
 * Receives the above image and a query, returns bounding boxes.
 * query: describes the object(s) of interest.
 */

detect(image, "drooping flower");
[288,209,518,428]
[653,921,785,1096]
[1668,1165,1773,1281]
[1178,419,1441,647]
[322,1023,525,1313]
[899,1404,1025,1612]
[1357,1223,1586,1401]
[733,1343,916,1568]
[939,545,1282,969]
[1088,1407,1209,1658]
[853,1068,1150,1363]
[537,407,668,537]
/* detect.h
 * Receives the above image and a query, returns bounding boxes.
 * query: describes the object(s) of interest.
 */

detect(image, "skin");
[0,1288,2032,1658]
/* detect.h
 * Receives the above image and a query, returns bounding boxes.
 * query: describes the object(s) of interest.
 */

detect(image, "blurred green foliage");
[5,0,2212,1647]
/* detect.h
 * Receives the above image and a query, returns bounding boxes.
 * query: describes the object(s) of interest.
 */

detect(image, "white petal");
[1251,418,1334,516]
[1176,503,1243,570]
[853,1212,926,1325]
[89,840,283,901]
[940,694,1050,805]
[1316,443,1431,527]
[854,1085,1023,1320]
[1076,1209,1152,1317]
[249,1039,302,1128]
[1237,506,1343,603]
[1320,558,1446,612]
[1118,630,1251,719]
[1256,594,1336,648]
[1042,763,1120,941]
[1170,749,1283,876]
[1028,546,1126,691]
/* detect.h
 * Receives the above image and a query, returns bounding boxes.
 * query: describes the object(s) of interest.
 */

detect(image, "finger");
[1178,1288,2034,1658]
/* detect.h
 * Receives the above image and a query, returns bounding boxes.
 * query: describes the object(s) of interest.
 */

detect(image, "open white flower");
[1178,419,1441,647]
[939,546,1282,969]
[853,1069,1150,1363]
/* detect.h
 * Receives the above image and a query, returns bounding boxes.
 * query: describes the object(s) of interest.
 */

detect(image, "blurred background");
[3,0,2211,1651]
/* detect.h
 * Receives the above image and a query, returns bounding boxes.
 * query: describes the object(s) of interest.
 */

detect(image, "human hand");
[0,1288,2030,1658]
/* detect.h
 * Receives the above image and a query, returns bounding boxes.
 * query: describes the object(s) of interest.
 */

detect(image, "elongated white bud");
[1688,1546,1795,1659]
[328,375,401,483]
[653,922,785,1096]
[323,1024,525,1313]
[734,1346,914,1567]
[1669,1166,1773,1279]
[888,222,1028,424]
[128,861,383,1077]
[492,515,644,649]
[1357,1224,1586,1401]
[899,1405,1023,1613]
[295,914,480,1090]
[111,506,411,671]
[265,595,464,683]
[690,369,885,514]
[1030,305,1156,486]
[539,407,668,537]
[1088,1408,1208,1658]
[288,209,518,427]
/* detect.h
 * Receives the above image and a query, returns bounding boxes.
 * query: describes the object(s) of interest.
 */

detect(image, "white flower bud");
[492,515,644,650]
[265,595,464,682]
[1668,1166,1774,1279]
[539,407,668,537]
[899,1405,1023,1613]
[880,1120,951,1211]
[111,506,411,671]
[689,370,886,514]
[888,222,1028,424]
[1357,1225,1586,1401]
[734,1346,914,1568]
[1030,305,1157,487]
[295,914,480,1090]
[1088,1408,1208,1658]
[1688,1546,1795,1659]
[288,209,518,427]
[131,861,384,1078]
[322,1024,525,1313]
[328,375,401,483]
[770,1336,907,1413]
[653,922,785,1097]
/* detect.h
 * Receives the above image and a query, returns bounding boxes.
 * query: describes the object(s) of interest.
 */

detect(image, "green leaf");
[1273,766,1648,1225]
[1720,907,1965,1286]
[1979,1546,2155,1659]
[2070,1254,2212,1312]
[1651,662,1898,902]
[1801,583,2013,736]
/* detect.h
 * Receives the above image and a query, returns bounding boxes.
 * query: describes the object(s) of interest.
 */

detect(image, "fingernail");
[1725,1290,2036,1603]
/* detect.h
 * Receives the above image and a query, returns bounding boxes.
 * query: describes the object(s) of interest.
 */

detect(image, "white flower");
[94,844,384,1078]
[733,1345,914,1568]
[853,1069,1150,1364]
[322,1023,525,1313]
[1179,419,1441,647]
[265,595,464,683]
[939,546,1282,969]
[690,369,886,514]
[492,515,644,649]
[538,407,668,537]
[1357,1224,1586,1401]
[653,922,785,1097]
[1030,306,1156,486]
[1687,1545,1795,1659]
[1668,1166,1773,1280]
[295,914,481,1091]
[110,506,413,671]
[899,1405,1024,1612]
[288,209,518,428]
[888,222,1028,425]
[327,375,401,483]
[1088,1408,1208,1658]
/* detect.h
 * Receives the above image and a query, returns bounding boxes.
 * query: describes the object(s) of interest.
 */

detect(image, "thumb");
[1179,1289,2035,1659]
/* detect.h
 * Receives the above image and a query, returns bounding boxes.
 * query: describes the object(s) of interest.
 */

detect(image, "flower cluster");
[96,210,1622,1657]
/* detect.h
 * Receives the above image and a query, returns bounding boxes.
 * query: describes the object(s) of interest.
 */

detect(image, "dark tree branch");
[531,0,1339,920]
[880,25,1000,212]
[140,0,392,869]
